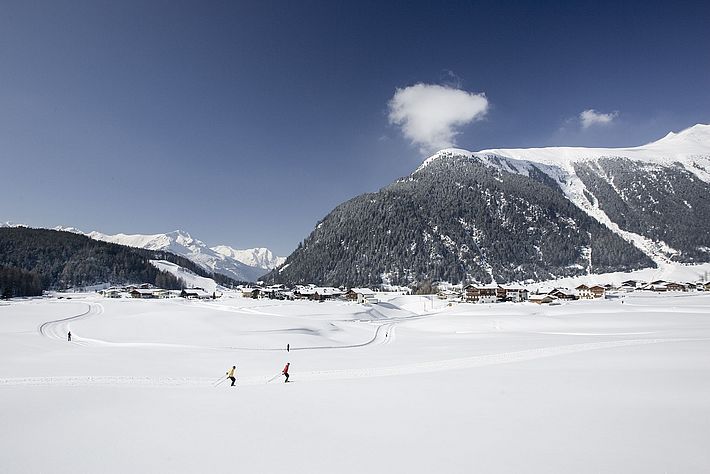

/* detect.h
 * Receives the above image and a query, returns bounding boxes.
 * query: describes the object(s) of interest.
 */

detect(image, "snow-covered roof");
[131,289,157,295]
[296,287,317,295]
[315,287,342,295]
[464,283,500,290]
[349,288,375,296]
[551,288,576,296]
[182,289,211,298]
[529,294,558,301]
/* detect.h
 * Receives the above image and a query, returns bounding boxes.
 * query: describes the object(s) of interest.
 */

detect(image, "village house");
[242,287,260,298]
[549,288,578,301]
[346,288,379,305]
[130,288,158,299]
[575,284,593,299]
[589,285,606,298]
[313,287,343,301]
[180,288,212,299]
[437,288,462,302]
[293,286,317,299]
[529,294,558,304]
[497,286,529,302]
[152,289,170,299]
[99,288,123,298]
[642,280,668,291]
[292,286,343,301]
[464,283,499,304]
[664,282,687,292]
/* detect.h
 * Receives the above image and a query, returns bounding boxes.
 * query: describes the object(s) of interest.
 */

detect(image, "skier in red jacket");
[282,362,290,383]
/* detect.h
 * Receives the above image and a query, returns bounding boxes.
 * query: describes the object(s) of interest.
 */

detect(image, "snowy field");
[2,292,710,473]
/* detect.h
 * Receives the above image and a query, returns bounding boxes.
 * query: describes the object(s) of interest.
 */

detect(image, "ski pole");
[266,373,281,384]
[212,375,226,384]
[215,376,228,387]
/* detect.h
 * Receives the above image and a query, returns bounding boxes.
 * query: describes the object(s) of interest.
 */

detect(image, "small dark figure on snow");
[287,343,290,352]
[282,362,290,383]
[67,331,71,342]
[226,365,236,386]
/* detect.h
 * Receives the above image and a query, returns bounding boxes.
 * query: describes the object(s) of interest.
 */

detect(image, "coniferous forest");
[0,227,241,296]
[265,155,660,286]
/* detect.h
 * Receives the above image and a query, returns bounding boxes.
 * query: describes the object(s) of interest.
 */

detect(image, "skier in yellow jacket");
[226,365,236,386]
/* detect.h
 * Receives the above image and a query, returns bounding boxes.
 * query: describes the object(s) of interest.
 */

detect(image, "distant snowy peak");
[53,226,84,234]
[87,230,205,255]
[212,245,286,270]
[63,228,283,282]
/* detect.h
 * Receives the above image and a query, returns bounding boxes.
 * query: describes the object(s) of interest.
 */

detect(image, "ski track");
[24,300,708,388]
[38,302,104,341]
[1,337,705,388]
[35,300,404,352]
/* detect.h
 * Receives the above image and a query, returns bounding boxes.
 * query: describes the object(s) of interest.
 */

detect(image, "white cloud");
[579,109,619,129]
[388,83,488,154]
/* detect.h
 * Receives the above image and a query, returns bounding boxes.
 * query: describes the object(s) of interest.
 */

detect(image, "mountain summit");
[266,125,710,286]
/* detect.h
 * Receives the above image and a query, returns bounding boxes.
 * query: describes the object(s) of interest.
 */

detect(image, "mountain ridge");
[55,227,283,282]
[417,123,710,264]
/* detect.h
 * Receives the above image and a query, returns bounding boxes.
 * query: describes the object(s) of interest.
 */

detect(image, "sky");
[1,0,709,256]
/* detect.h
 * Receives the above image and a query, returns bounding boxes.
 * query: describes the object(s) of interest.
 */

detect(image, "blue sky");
[1,0,708,255]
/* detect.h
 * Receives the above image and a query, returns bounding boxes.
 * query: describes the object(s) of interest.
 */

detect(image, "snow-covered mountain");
[56,228,283,282]
[212,245,286,270]
[266,124,710,286]
[420,123,710,265]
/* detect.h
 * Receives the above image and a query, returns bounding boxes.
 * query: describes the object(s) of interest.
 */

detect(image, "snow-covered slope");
[419,124,710,265]
[60,228,281,282]
[420,124,710,178]
[150,259,219,293]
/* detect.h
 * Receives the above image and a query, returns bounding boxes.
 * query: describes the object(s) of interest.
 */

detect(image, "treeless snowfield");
[1,292,709,473]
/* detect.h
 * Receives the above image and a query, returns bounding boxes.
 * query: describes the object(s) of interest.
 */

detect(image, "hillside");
[0,227,241,293]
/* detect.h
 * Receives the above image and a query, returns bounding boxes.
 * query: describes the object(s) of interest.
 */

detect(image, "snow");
[150,259,219,293]
[417,124,710,265]
[476,124,710,176]
[525,261,710,292]
[212,245,286,270]
[81,228,281,282]
[2,292,709,473]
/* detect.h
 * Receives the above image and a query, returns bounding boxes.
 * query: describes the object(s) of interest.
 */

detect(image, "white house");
[500,286,529,302]
[347,288,379,305]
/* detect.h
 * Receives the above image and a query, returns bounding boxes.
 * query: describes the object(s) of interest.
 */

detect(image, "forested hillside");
[265,155,654,286]
[573,158,710,262]
[0,227,242,294]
